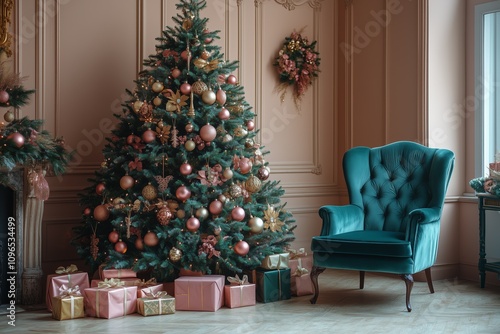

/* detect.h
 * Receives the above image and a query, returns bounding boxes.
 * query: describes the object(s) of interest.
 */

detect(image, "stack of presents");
[46,249,313,320]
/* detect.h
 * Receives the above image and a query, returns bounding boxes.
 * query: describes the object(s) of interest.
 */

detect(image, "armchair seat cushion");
[311,231,412,258]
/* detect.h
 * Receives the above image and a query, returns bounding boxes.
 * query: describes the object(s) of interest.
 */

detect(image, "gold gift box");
[137,296,175,316]
[52,295,85,320]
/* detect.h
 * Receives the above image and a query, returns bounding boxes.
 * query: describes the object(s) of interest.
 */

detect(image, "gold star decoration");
[263,204,285,232]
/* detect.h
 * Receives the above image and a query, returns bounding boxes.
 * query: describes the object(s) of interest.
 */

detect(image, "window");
[475,1,500,176]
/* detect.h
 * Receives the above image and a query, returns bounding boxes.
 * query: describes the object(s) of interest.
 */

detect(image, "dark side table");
[476,193,500,288]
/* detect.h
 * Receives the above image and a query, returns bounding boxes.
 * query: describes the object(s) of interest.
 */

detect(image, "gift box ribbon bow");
[293,267,309,277]
[227,274,249,285]
[55,264,79,274]
[59,284,82,297]
[97,278,125,288]
[289,248,307,259]
[144,290,169,299]
[133,278,158,287]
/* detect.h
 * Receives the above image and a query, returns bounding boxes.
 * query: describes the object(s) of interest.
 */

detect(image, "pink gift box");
[91,279,162,298]
[101,269,137,279]
[289,255,313,296]
[291,273,314,296]
[84,286,138,319]
[174,275,224,311]
[163,282,175,297]
[224,284,256,308]
[46,272,89,312]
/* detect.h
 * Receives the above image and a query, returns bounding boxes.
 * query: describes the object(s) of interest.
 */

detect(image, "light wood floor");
[1,270,499,334]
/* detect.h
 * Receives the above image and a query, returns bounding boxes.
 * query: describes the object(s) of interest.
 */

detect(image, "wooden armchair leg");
[310,266,326,304]
[401,274,414,312]
[359,271,365,289]
[425,267,435,293]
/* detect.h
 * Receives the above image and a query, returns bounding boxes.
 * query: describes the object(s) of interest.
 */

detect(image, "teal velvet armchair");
[310,141,455,311]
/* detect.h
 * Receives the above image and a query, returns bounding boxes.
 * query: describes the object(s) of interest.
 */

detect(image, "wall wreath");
[273,31,320,110]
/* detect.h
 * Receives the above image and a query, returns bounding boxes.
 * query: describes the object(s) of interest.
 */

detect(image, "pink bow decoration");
[128,158,143,171]
[59,285,82,298]
[198,235,220,259]
[55,264,79,274]
[227,274,249,286]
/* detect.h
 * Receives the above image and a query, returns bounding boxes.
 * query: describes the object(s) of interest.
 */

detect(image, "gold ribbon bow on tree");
[227,274,249,286]
[193,58,219,73]
[59,285,82,297]
[55,264,79,274]
[97,278,125,289]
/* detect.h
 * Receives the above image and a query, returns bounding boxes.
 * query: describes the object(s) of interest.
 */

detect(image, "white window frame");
[475,0,500,177]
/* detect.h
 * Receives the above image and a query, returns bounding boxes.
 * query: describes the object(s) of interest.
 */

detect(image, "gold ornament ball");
[229,183,242,198]
[185,140,196,151]
[177,209,186,219]
[196,207,209,221]
[245,175,262,193]
[192,80,208,96]
[120,175,135,190]
[157,206,173,225]
[202,89,216,105]
[169,247,182,262]
[152,81,165,93]
[248,216,264,234]
[133,100,144,112]
[153,96,162,106]
[223,168,233,180]
[4,111,14,122]
[142,184,158,201]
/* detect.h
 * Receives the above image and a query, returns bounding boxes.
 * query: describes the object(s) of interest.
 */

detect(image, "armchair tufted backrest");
[343,141,454,232]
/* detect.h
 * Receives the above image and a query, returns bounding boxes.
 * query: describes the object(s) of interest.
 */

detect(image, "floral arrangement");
[274,31,320,110]
[469,156,500,197]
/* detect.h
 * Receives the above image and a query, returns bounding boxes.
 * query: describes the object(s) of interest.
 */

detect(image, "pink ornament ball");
[239,158,252,174]
[93,204,110,222]
[181,50,191,61]
[114,240,127,253]
[226,75,237,85]
[218,107,230,120]
[171,68,181,78]
[135,237,144,250]
[176,185,191,202]
[7,132,25,148]
[108,230,119,243]
[120,175,135,190]
[231,206,245,221]
[0,90,9,103]
[180,82,192,95]
[186,216,201,232]
[95,183,105,195]
[180,162,193,175]
[142,129,156,143]
[216,88,227,105]
[209,199,223,215]
[246,120,255,131]
[200,124,217,142]
[234,240,250,256]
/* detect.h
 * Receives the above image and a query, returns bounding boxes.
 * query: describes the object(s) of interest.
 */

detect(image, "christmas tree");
[73,0,295,282]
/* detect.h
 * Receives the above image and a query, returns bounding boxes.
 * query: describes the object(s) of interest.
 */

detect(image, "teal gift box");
[255,268,291,303]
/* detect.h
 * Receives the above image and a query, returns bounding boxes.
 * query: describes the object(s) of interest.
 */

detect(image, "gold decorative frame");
[0,0,13,57]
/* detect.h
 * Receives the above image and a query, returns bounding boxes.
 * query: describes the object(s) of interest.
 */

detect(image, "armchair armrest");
[408,207,441,224]
[318,205,364,236]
